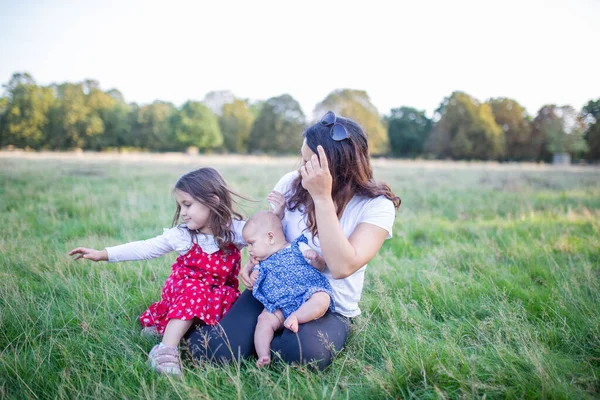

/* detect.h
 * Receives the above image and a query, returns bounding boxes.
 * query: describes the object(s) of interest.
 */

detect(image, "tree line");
[1,72,599,162]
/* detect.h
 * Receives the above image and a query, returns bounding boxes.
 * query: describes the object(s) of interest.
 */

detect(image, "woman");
[186,111,401,370]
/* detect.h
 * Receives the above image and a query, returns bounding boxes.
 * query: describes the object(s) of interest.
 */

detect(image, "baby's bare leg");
[254,309,284,367]
[284,292,331,333]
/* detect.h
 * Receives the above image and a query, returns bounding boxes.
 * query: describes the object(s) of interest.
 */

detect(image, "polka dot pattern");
[139,243,241,334]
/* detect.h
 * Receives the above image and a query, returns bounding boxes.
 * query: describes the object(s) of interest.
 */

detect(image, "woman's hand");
[69,247,108,262]
[240,257,259,289]
[303,249,327,272]
[300,145,333,202]
[267,190,285,219]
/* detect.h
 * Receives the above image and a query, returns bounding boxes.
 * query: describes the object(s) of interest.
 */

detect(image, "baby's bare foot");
[256,356,270,367]
[284,314,299,333]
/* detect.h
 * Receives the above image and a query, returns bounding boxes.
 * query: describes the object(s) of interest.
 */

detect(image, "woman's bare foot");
[256,356,271,367]
[284,314,299,333]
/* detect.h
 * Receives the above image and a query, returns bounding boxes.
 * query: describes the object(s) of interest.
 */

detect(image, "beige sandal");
[147,344,182,376]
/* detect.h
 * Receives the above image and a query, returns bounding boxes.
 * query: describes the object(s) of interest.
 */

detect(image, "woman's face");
[300,139,315,166]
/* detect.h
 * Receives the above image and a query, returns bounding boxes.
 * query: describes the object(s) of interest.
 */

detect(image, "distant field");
[1,152,599,399]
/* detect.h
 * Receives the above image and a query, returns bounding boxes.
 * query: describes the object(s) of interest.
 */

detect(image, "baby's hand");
[303,249,327,272]
[250,269,259,282]
[69,247,108,262]
[241,258,259,289]
[267,190,285,220]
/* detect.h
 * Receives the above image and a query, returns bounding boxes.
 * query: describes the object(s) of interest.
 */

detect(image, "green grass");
[1,154,599,399]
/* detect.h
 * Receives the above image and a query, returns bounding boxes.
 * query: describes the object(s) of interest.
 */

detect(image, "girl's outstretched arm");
[300,146,390,279]
[70,228,182,263]
[69,247,108,262]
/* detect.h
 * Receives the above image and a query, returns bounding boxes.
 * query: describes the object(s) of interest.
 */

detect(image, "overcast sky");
[1,0,599,119]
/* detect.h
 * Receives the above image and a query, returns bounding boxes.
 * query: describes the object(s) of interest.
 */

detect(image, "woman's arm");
[300,146,390,279]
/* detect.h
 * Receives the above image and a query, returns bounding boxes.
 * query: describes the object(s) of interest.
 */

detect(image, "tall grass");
[1,154,599,399]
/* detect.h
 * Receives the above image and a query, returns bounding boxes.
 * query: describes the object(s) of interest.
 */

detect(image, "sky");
[1,0,599,120]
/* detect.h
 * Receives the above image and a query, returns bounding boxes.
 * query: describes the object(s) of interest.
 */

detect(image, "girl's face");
[175,189,212,234]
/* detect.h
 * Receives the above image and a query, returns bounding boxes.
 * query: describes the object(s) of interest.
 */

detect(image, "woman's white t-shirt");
[274,171,396,318]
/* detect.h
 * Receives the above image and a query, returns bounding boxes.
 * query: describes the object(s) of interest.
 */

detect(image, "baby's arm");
[303,249,327,272]
[267,190,285,220]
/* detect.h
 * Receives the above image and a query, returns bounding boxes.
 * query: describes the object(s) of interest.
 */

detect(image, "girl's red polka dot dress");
[139,243,241,334]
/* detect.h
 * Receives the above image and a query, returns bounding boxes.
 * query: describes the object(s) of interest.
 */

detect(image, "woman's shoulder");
[274,170,300,195]
[350,194,396,210]
[344,195,396,235]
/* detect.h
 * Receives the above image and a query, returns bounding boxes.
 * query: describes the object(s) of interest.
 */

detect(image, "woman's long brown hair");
[287,114,401,237]
[172,167,244,251]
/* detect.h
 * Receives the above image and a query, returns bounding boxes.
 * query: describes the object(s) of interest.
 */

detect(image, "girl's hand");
[240,257,259,289]
[303,249,327,271]
[267,190,286,219]
[69,247,108,262]
[300,145,332,202]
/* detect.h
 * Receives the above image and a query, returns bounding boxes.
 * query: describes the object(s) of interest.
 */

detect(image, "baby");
[242,211,335,367]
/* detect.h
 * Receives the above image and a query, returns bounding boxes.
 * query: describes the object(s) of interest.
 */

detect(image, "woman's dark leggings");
[185,290,351,370]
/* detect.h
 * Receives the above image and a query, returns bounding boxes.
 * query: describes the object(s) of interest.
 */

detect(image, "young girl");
[69,167,245,376]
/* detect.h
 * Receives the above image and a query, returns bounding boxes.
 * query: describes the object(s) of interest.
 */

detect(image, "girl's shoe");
[147,344,182,376]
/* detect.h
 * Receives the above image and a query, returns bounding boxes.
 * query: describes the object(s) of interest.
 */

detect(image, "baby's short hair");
[244,211,283,235]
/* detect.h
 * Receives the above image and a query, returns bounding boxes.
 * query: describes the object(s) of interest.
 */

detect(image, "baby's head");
[242,211,286,261]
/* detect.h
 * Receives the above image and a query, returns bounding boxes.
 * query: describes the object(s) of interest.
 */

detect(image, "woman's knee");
[272,331,336,370]
[271,313,349,370]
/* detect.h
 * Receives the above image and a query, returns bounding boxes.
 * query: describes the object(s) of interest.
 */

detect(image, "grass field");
[1,152,599,399]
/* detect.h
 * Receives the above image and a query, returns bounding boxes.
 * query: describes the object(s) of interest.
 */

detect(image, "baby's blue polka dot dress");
[252,235,335,318]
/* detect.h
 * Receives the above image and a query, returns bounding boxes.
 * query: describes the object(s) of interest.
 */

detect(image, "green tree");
[248,100,264,119]
[0,96,7,147]
[582,99,600,161]
[131,101,177,150]
[488,98,533,161]
[425,92,505,160]
[531,105,587,162]
[386,107,432,157]
[248,94,305,154]
[101,95,132,149]
[85,86,132,150]
[170,101,222,151]
[45,81,104,149]
[530,105,556,162]
[0,73,56,149]
[218,99,255,153]
[314,89,388,155]
[543,106,587,157]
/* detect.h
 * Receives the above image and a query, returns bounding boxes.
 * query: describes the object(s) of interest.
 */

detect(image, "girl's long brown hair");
[288,114,401,237]
[172,167,244,251]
